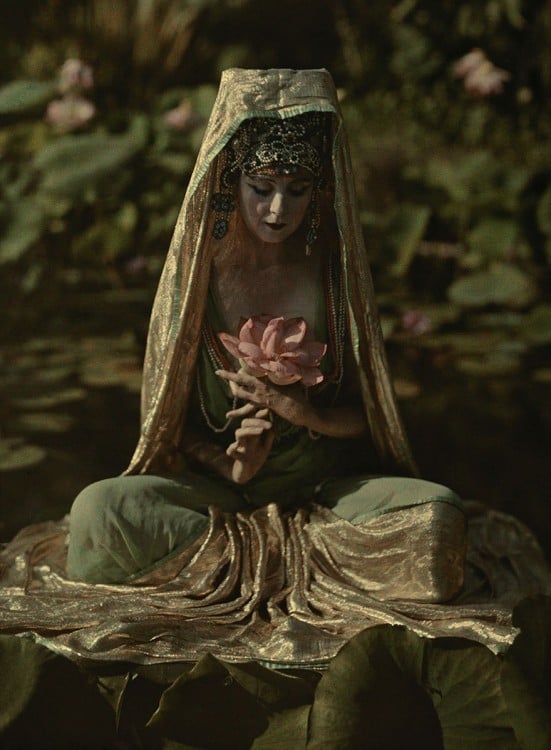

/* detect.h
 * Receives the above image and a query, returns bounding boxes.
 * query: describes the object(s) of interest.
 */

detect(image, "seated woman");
[66,68,466,600]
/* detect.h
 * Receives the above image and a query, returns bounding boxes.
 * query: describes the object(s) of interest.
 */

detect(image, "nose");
[269,190,285,219]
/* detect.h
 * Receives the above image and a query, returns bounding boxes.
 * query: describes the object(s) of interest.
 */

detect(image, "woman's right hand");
[226,406,274,484]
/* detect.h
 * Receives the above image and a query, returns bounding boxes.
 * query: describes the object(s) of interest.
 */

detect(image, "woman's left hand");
[216,369,310,427]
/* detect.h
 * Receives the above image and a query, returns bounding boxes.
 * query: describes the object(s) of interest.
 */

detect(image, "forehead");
[243,168,314,183]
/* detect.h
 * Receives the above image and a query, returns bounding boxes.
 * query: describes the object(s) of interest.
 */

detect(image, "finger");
[240,418,272,430]
[228,385,264,404]
[227,441,246,457]
[226,402,257,419]
[235,426,266,439]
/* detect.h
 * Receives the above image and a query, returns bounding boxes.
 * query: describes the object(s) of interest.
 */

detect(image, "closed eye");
[248,184,271,197]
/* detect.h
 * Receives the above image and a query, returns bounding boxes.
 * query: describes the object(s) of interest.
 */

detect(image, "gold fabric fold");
[1,503,549,667]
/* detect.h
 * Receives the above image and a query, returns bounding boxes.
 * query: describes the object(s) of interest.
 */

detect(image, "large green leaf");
[0,80,56,115]
[387,203,431,275]
[149,654,315,748]
[307,625,523,750]
[307,625,442,749]
[448,264,537,308]
[34,117,148,199]
[0,198,43,264]
[426,639,519,750]
[467,218,518,260]
[501,596,551,750]
[0,635,114,748]
[252,705,310,749]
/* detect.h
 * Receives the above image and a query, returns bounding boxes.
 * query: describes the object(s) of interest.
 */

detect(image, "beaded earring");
[211,165,235,240]
[305,181,321,256]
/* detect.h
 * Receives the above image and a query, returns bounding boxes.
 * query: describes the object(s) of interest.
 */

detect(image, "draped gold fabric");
[1,503,549,666]
[127,68,416,476]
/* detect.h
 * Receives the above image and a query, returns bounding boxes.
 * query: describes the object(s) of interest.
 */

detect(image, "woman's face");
[238,169,314,244]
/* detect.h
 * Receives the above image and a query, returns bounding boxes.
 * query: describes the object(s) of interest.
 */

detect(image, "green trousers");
[66,471,462,584]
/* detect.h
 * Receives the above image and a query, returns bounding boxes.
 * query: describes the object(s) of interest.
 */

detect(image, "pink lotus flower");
[453,49,510,98]
[218,315,327,386]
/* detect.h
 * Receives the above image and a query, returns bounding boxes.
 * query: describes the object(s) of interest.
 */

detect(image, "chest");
[212,262,322,336]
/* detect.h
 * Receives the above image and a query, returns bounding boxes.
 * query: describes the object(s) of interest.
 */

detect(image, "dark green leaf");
[0,635,114,748]
[426,639,520,750]
[501,596,551,750]
[148,653,269,748]
[252,705,310,749]
[448,264,537,308]
[467,219,517,260]
[307,625,442,749]
[0,198,43,264]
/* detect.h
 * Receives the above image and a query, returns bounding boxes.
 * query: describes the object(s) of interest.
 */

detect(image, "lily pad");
[13,412,74,433]
[448,264,537,309]
[501,596,551,750]
[308,625,521,750]
[148,654,314,748]
[0,438,46,471]
[12,387,86,410]
[0,635,114,747]
[307,625,442,749]
[520,306,551,346]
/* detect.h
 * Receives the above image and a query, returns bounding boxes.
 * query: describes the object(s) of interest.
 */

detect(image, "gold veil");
[127,68,417,477]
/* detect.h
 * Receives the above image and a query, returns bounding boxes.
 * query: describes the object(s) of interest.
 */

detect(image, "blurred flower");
[58,58,94,95]
[163,100,204,131]
[219,315,327,386]
[401,310,432,336]
[453,49,510,98]
[452,48,486,78]
[124,255,148,276]
[46,96,96,132]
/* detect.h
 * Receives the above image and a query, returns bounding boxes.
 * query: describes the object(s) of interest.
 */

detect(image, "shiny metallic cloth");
[1,502,549,666]
[126,68,417,477]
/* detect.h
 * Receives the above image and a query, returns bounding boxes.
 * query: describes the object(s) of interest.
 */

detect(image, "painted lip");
[264,222,287,230]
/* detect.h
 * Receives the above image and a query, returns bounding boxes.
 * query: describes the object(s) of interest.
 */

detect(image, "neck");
[238,225,306,270]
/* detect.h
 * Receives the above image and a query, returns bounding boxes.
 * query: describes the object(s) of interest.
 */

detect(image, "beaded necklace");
[198,250,346,434]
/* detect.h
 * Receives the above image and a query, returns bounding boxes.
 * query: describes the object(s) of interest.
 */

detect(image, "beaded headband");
[227,116,326,177]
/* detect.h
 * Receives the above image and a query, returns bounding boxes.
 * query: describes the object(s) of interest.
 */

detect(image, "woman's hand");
[226,406,274,484]
[216,369,310,427]
[217,368,368,439]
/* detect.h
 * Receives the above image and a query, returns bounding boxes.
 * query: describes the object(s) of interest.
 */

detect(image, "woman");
[66,67,466,597]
